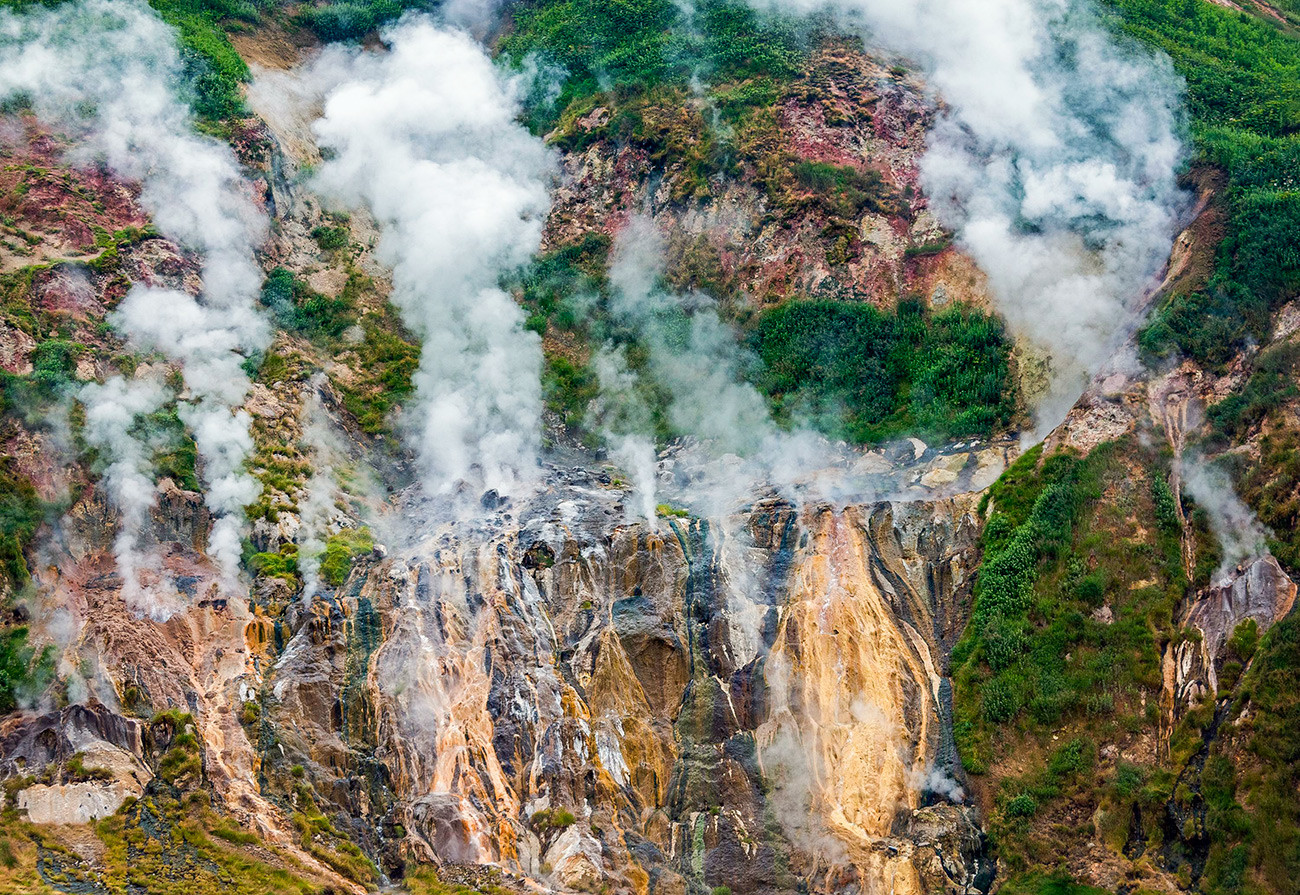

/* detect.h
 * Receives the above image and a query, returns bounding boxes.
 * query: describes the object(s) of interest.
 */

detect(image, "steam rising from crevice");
[79,375,181,618]
[745,0,1189,430]
[303,17,554,503]
[597,216,936,516]
[0,0,270,601]
[1183,453,1271,584]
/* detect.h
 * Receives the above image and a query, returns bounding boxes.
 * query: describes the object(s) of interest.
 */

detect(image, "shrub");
[259,268,356,343]
[1005,793,1037,818]
[319,528,374,587]
[983,675,1023,723]
[1226,620,1258,665]
[310,224,349,251]
[748,299,1016,444]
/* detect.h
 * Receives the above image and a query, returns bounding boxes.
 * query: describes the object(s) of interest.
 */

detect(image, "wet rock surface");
[244,459,994,894]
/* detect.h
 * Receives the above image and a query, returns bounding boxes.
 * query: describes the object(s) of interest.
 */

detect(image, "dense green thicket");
[500,0,807,119]
[145,0,253,121]
[0,458,41,592]
[295,0,429,43]
[1194,611,1300,893]
[513,237,1017,446]
[952,442,1200,883]
[748,299,1016,443]
[0,627,51,714]
[1114,0,1300,366]
[953,443,1186,751]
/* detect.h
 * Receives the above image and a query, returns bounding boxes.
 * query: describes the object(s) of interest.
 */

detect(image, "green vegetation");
[1117,0,1300,367]
[146,0,252,122]
[296,0,429,43]
[1189,612,1300,894]
[337,317,419,434]
[949,439,1220,884]
[1198,337,1300,570]
[90,794,322,894]
[530,807,577,830]
[954,443,1187,772]
[749,298,1016,443]
[133,403,201,491]
[310,224,349,252]
[402,864,515,895]
[998,871,1109,895]
[510,237,1018,446]
[64,752,114,783]
[260,267,357,344]
[791,160,900,219]
[510,236,606,432]
[319,527,373,586]
[251,544,300,581]
[0,709,329,895]
[501,0,806,120]
[0,628,52,714]
[0,458,42,592]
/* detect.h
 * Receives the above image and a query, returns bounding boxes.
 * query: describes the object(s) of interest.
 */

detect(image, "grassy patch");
[748,298,1016,443]
[1116,0,1300,367]
[319,527,373,587]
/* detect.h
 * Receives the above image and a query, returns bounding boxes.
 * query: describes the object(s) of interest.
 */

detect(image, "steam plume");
[305,17,553,501]
[79,375,180,618]
[1183,454,1271,583]
[0,0,270,596]
[745,0,1188,429]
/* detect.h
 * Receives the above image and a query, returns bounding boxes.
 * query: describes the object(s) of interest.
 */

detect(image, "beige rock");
[920,467,960,489]
[545,826,604,889]
[18,779,143,825]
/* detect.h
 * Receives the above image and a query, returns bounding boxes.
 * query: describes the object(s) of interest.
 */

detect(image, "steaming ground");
[746,0,1189,433]
[0,0,270,611]
[264,17,554,504]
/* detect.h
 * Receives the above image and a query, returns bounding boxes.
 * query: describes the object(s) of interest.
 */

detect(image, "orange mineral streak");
[760,507,938,865]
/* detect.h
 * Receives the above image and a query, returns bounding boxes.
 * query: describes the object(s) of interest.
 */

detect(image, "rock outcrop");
[249,467,991,894]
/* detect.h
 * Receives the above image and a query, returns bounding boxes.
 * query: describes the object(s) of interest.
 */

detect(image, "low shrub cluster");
[748,298,1016,443]
[1119,0,1300,367]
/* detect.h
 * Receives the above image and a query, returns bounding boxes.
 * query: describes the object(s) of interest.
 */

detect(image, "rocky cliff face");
[3,5,1299,894]
[255,464,994,894]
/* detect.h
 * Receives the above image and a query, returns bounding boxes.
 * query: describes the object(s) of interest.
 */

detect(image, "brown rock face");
[1162,555,1297,733]
[250,475,990,895]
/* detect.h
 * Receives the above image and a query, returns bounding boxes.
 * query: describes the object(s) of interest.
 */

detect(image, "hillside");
[0,0,1297,894]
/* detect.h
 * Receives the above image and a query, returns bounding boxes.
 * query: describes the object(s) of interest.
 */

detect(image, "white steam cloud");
[1182,454,1271,583]
[0,0,270,599]
[746,0,1188,429]
[79,374,183,618]
[597,217,894,517]
[303,17,553,502]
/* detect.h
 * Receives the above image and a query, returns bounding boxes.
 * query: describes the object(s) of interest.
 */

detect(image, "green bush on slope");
[145,0,253,122]
[748,298,1016,443]
[1114,0,1300,367]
